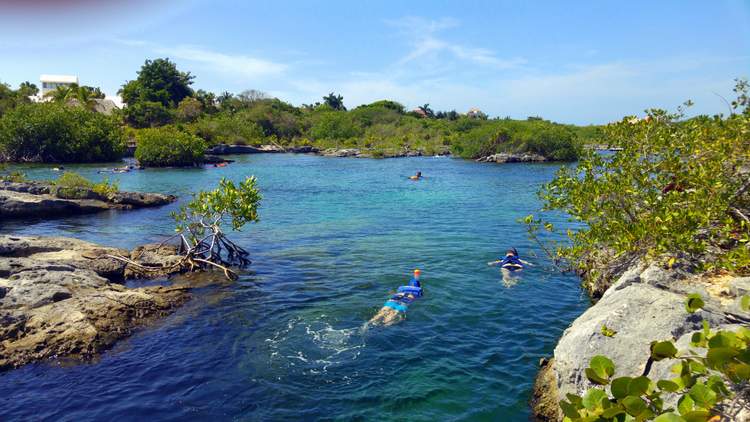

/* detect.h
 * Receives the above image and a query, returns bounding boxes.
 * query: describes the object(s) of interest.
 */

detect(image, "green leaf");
[601,324,617,337]
[688,383,717,409]
[708,331,736,348]
[651,341,679,361]
[601,406,625,418]
[588,355,615,382]
[678,394,694,415]
[742,295,749,311]
[559,400,581,419]
[627,376,651,396]
[706,347,739,369]
[657,379,680,392]
[610,376,632,399]
[681,410,711,422]
[582,388,607,411]
[621,395,647,416]
[653,413,686,422]
[685,294,705,313]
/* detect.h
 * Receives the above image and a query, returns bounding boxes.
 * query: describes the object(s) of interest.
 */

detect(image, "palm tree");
[45,84,76,103]
[323,92,346,111]
[418,103,434,118]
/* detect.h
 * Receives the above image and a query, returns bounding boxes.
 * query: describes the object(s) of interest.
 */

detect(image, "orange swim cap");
[414,269,421,275]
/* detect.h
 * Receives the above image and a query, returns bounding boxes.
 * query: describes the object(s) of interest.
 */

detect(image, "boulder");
[0,235,201,371]
[534,263,750,421]
[476,152,548,163]
[0,182,176,220]
[321,148,361,157]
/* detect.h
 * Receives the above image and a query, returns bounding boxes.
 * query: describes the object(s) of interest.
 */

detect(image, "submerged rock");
[0,181,175,220]
[0,235,199,371]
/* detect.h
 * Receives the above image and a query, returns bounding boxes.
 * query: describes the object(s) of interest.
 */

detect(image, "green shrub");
[190,112,265,146]
[52,171,119,199]
[529,84,750,275]
[450,119,580,160]
[135,126,206,167]
[0,102,124,163]
[309,111,363,140]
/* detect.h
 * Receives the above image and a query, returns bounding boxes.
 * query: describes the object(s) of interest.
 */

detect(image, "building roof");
[40,74,78,83]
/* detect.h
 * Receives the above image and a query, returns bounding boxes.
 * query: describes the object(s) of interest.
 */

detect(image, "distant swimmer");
[368,269,423,326]
[488,248,532,287]
[409,171,422,180]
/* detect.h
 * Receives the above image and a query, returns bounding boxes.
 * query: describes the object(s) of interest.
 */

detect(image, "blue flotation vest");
[397,285,423,296]
[408,277,421,288]
[500,254,523,270]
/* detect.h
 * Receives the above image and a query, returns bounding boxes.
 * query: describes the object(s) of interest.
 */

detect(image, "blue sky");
[1,0,748,124]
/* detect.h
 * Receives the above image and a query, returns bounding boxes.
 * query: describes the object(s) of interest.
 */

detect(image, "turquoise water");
[0,154,588,421]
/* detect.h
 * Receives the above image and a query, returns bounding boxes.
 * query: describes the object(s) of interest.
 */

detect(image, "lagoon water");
[0,154,588,421]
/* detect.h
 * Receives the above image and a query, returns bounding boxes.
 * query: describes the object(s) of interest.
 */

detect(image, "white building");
[40,74,79,97]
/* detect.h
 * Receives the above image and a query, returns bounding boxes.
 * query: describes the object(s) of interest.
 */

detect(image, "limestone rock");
[0,181,176,220]
[0,235,210,371]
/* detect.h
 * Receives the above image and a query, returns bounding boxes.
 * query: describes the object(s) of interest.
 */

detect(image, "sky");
[0,0,748,124]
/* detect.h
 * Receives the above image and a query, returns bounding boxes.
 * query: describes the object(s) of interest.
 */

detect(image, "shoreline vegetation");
[529,81,750,421]
[1,58,593,167]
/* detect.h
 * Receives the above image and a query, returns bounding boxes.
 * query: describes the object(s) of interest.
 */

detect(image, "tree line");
[0,58,592,164]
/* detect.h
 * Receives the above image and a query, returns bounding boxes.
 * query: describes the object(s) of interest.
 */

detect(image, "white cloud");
[387,16,526,70]
[155,45,287,79]
[115,40,287,80]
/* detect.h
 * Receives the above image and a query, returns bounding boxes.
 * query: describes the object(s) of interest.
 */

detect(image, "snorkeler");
[368,269,424,326]
[409,171,422,180]
[488,248,532,286]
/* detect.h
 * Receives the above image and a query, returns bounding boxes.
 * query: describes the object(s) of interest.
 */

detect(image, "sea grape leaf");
[559,400,581,419]
[627,376,651,396]
[621,395,647,416]
[681,410,711,422]
[685,294,704,313]
[688,383,717,408]
[657,380,680,392]
[586,355,615,384]
[582,388,607,411]
[651,341,679,361]
[678,394,695,416]
[741,295,749,312]
[708,331,736,348]
[706,347,738,368]
[610,376,632,399]
[601,406,625,418]
[653,413,686,422]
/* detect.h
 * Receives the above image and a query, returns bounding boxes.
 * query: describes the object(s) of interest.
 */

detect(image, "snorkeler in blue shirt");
[368,269,423,326]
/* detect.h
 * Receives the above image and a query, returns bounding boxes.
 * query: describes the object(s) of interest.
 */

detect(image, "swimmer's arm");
[519,259,533,266]
[487,260,502,266]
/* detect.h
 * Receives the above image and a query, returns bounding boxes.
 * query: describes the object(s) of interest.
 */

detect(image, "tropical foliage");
[526,80,750,282]
[169,177,262,279]
[52,171,119,199]
[134,126,206,167]
[0,102,124,162]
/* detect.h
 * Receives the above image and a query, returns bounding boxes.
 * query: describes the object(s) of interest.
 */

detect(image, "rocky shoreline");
[531,260,750,421]
[0,180,175,220]
[0,235,212,371]
[204,143,451,159]
[475,152,549,163]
